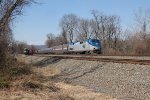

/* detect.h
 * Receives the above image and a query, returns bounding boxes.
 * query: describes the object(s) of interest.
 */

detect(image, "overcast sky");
[13,0,150,45]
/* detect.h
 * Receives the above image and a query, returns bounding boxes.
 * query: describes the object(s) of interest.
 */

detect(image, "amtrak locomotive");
[68,39,101,54]
[35,39,101,54]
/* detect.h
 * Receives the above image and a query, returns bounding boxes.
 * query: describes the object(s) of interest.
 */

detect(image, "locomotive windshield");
[87,39,101,47]
[91,39,100,43]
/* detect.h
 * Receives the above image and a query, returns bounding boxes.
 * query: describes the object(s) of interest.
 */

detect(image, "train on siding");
[24,38,102,55]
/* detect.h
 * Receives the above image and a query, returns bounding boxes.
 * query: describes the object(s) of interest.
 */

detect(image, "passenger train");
[24,39,101,55]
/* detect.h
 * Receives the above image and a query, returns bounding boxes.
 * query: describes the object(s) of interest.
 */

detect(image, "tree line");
[46,9,150,55]
[46,10,121,47]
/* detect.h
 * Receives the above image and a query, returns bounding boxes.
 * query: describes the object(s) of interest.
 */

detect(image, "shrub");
[10,65,31,76]
[0,77,10,89]
[22,81,43,90]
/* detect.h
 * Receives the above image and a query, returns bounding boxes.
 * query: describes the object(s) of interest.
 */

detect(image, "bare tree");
[45,33,66,47]
[61,27,67,44]
[91,10,107,40]
[46,33,55,47]
[0,0,34,29]
[76,19,93,41]
[124,8,150,55]
[134,8,150,39]
[91,10,121,50]
[54,35,64,45]
[0,0,34,68]
[60,14,78,43]
[105,15,121,48]
[15,41,27,54]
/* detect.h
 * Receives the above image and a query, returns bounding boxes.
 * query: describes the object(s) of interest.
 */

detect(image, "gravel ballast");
[49,59,150,100]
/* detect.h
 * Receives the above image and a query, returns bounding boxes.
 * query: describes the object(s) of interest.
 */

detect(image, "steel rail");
[34,54,150,65]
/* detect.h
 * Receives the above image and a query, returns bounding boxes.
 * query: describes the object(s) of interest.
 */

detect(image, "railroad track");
[34,54,150,65]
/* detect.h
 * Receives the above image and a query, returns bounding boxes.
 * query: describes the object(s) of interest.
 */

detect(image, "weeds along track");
[34,54,150,65]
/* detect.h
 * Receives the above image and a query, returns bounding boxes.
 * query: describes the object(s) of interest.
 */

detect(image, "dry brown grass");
[0,67,74,100]
[0,56,67,99]
[33,67,60,77]
[0,55,118,100]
